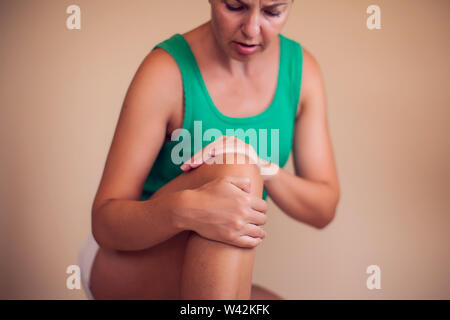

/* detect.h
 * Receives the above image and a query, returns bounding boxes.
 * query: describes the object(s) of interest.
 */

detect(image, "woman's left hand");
[180,135,279,181]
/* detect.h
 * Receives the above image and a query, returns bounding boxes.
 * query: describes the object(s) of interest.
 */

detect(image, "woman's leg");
[90,153,274,299]
[178,153,264,300]
[250,284,284,300]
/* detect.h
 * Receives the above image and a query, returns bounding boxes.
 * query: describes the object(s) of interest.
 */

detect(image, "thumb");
[224,176,252,194]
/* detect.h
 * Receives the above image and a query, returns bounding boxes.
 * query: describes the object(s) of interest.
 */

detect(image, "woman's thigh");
[90,153,263,299]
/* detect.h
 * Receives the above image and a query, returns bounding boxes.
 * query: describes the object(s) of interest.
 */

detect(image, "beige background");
[1,0,449,299]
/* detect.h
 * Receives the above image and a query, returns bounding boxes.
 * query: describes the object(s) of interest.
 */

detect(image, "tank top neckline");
[174,33,285,124]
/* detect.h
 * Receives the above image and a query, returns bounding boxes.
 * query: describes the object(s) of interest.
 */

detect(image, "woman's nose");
[241,11,261,39]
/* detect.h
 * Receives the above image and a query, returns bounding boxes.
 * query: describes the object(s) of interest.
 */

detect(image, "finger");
[180,143,215,171]
[250,197,268,214]
[184,136,230,170]
[183,150,205,169]
[208,137,231,157]
[224,176,252,194]
[258,159,279,178]
[237,235,263,248]
[213,144,258,165]
[246,209,267,226]
[227,137,259,163]
[241,223,267,239]
[196,137,229,162]
[208,136,257,166]
[180,163,192,171]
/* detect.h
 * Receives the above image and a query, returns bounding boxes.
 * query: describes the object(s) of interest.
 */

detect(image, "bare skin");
[178,154,265,299]
[89,0,339,300]
[90,154,280,299]
[89,21,285,300]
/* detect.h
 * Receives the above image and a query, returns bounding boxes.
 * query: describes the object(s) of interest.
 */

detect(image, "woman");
[79,0,340,299]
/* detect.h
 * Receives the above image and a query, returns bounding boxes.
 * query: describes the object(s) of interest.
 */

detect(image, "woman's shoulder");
[128,43,183,117]
[140,41,184,86]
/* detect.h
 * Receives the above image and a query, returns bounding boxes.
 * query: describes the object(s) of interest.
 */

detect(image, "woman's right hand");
[175,175,268,248]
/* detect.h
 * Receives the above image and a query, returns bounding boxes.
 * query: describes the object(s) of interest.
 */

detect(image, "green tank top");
[140,33,303,201]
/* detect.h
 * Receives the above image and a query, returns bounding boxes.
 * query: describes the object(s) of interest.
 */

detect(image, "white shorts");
[77,232,100,300]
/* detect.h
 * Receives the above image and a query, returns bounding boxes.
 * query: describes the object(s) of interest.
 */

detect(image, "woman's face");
[209,0,293,60]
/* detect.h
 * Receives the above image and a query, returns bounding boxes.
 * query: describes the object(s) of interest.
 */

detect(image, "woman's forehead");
[223,0,290,4]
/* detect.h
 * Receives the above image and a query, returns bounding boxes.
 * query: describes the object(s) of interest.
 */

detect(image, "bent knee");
[196,152,263,196]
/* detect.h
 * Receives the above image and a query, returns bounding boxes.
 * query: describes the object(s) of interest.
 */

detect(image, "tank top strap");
[151,33,200,131]
[279,34,304,119]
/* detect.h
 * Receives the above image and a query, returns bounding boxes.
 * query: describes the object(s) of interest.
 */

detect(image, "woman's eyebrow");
[234,0,289,8]
[265,2,289,8]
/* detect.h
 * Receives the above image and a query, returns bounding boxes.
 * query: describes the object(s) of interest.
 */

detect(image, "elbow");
[315,189,340,229]
[92,220,117,251]
[91,206,115,251]
[91,198,120,250]
[91,214,107,249]
[315,208,336,229]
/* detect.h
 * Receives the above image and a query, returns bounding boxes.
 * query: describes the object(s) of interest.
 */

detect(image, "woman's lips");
[233,41,260,55]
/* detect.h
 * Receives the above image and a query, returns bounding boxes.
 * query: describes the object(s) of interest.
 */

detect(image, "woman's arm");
[92,193,186,251]
[92,48,187,251]
[264,48,340,229]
